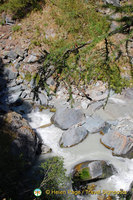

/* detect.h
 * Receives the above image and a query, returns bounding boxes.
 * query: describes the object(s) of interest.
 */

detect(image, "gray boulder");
[83,116,105,133]
[101,117,133,158]
[51,107,85,130]
[60,124,88,147]
[73,160,115,182]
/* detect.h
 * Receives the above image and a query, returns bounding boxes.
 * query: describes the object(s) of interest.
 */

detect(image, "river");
[26,95,133,200]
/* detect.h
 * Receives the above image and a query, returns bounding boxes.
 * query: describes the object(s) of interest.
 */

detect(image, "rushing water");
[26,106,133,200]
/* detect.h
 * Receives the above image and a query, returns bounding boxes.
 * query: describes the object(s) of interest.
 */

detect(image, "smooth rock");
[83,116,105,133]
[51,107,85,130]
[101,117,133,158]
[73,160,115,182]
[60,124,88,147]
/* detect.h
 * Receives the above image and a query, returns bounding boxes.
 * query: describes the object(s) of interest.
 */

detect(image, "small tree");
[38,157,71,200]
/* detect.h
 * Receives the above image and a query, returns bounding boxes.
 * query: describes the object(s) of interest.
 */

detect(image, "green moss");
[78,167,91,181]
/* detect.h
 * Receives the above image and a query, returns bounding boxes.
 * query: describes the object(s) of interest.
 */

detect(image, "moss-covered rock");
[73,160,116,184]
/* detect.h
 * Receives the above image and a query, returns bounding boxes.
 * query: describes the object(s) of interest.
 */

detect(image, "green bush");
[39,157,70,200]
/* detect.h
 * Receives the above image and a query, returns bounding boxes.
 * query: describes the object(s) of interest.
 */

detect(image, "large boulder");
[73,160,115,187]
[59,124,88,147]
[51,107,85,130]
[0,112,38,165]
[83,116,105,133]
[101,117,133,158]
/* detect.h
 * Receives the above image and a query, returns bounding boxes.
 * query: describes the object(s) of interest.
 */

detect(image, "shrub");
[12,24,21,32]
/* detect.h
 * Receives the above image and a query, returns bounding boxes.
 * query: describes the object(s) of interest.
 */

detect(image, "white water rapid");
[26,106,133,199]
[28,110,133,199]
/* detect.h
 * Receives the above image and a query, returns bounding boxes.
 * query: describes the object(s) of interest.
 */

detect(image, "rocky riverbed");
[0,44,133,199]
[0,2,133,198]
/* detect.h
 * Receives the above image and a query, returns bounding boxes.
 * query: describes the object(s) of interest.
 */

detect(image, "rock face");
[51,107,85,130]
[4,68,18,81]
[101,117,133,158]
[1,112,38,165]
[60,124,88,147]
[73,160,115,183]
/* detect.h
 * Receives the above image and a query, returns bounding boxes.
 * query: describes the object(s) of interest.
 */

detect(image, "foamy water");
[26,108,133,199]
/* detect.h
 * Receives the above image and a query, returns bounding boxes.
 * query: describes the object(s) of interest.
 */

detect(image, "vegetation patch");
[76,167,91,181]
[0,0,45,19]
